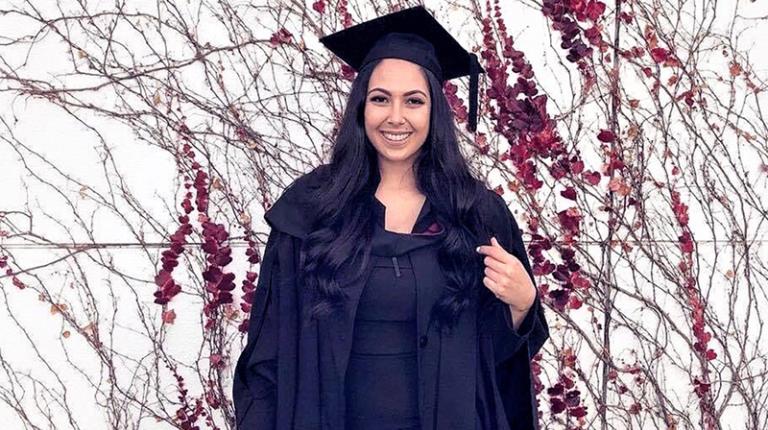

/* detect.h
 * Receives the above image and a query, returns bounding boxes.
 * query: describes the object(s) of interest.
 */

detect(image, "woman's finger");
[484,266,504,284]
[482,256,514,277]
[478,237,515,264]
[482,275,501,296]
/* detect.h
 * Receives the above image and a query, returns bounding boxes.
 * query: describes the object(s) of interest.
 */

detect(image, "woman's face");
[364,58,431,166]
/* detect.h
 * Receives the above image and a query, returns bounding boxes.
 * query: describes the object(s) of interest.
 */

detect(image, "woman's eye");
[369,96,425,105]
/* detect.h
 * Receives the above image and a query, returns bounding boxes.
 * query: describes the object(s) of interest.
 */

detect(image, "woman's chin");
[377,146,422,163]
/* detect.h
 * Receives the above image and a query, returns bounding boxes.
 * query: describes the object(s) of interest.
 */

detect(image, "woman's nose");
[387,102,405,125]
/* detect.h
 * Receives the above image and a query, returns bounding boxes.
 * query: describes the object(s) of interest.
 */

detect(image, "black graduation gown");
[232,165,550,430]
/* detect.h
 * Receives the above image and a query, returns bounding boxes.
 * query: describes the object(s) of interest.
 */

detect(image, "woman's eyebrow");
[367,88,428,97]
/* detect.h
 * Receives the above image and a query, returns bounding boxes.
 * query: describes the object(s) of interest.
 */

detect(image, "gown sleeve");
[484,192,550,430]
[484,191,549,363]
[233,228,281,429]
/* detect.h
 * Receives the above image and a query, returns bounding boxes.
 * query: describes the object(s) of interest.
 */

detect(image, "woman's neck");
[377,162,419,195]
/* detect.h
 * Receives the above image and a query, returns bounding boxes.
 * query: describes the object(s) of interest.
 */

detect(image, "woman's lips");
[381,131,412,145]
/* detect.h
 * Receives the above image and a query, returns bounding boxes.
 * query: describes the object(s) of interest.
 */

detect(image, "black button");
[419,335,428,348]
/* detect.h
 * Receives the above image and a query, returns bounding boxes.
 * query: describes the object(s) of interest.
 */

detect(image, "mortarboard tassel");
[468,53,479,133]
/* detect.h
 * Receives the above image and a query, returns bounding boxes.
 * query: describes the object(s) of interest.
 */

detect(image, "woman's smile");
[381,131,413,145]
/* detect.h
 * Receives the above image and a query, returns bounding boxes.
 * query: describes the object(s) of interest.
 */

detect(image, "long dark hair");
[299,58,494,332]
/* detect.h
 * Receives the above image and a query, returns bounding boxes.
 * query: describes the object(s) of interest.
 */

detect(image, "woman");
[233,6,549,430]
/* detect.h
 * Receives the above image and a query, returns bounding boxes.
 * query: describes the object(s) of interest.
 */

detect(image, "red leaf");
[562,373,575,388]
[269,28,293,47]
[569,406,587,418]
[571,159,585,174]
[210,353,223,366]
[583,171,601,186]
[597,129,616,142]
[650,47,669,63]
[560,187,578,201]
[568,295,583,309]
[619,12,634,24]
[312,0,325,14]
[162,309,176,324]
[705,349,717,361]
[679,232,694,253]
[642,67,653,77]
[729,62,742,77]
[340,64,356,81]
[547,383,564,396]
[550,397,567,414]
[154,270,171,287]
[586,1,606,21]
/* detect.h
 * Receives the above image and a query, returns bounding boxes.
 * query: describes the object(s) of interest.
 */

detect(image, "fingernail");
[475,246,480,253]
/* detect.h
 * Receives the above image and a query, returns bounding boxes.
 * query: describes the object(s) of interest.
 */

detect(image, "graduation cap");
[319,5,485,133]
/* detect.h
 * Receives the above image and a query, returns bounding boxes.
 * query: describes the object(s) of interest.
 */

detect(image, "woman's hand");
[476,236,536,313]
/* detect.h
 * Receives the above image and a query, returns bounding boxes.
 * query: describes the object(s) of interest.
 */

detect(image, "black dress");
[344,196,444,430]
